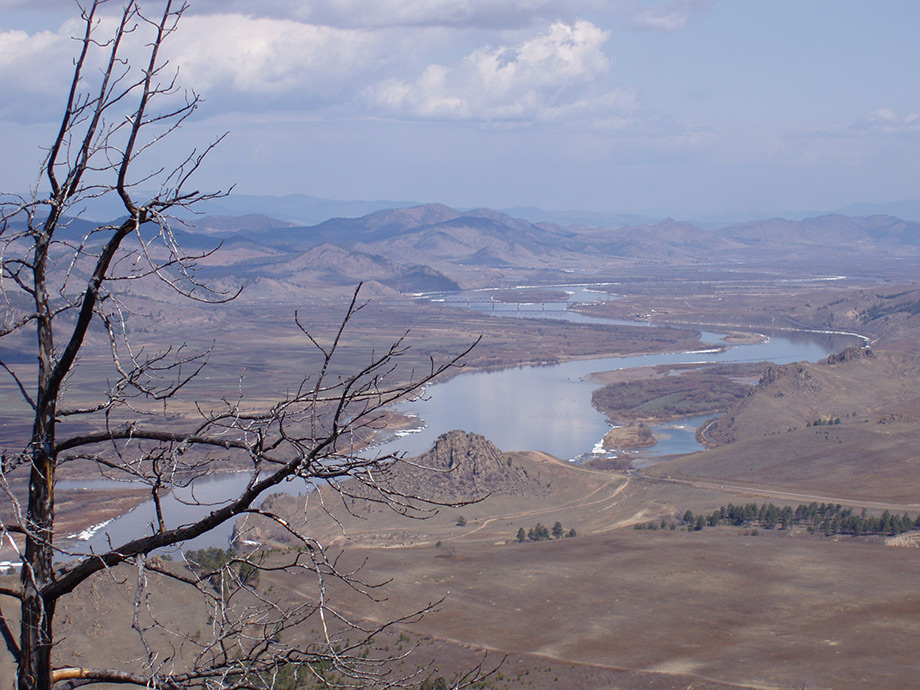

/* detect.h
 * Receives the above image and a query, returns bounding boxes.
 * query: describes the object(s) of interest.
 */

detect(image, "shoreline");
[1,300,872,565]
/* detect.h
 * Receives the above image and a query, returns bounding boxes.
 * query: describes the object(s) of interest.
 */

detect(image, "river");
[59,283,862,555]
[371,285,860,461]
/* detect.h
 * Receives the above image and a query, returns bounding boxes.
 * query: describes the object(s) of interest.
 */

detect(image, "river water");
[58,284,862,555]
[373,285,860,461]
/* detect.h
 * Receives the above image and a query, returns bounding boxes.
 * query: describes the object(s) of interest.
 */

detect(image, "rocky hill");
[806,286,920,351]
[181,213,294,235]
[263,243,460,292]
[388,430,551,502]
[232,430,552,550]
[703,347,920,446]
[645,344,920,503]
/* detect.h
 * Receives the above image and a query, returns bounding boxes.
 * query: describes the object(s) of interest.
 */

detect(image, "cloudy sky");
[1,0,918,218]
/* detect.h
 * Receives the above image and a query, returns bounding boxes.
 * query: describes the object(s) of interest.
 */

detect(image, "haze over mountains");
[30,189,920,228]
[14,197,919,298]
[168,200,920,296]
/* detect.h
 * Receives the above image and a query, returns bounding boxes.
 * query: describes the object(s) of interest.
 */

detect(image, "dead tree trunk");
[0,5,479,689]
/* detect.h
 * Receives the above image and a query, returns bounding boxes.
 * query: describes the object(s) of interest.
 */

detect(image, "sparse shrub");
[185,546,260,592]
[419,675,449,690]
[528,523,550,541]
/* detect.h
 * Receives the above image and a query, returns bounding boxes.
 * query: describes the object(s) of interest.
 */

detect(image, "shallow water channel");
[60,284,862,554]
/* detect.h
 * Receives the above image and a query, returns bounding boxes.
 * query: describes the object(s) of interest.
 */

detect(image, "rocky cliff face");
[825,345,873,365]
[392,430,550,501]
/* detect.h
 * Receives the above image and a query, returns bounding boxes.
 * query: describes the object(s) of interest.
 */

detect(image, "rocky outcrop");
[230,431,551,550]
[391,430,550,501]
[231,491,308,550]
[701,349,920,448]
[601,424,655,451]
[756,363,817,394]
[826,346,873,365]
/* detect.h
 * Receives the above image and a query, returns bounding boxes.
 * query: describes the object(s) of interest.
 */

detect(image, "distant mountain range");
[13,198,920,296]
[59,192,423,227]
[45,190,920,228]
[172,202,920,293]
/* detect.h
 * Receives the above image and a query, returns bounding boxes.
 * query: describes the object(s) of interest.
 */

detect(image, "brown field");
[647,424,920,506]
[314,528,920,690]
[8,451,919,689]
[233,444,920,690]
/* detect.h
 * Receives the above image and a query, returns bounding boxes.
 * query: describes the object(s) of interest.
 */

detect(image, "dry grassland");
[244,448,920,690]
[5,280,920,689]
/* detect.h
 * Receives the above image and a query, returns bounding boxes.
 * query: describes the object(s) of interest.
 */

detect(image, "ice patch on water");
[68,518,113,541]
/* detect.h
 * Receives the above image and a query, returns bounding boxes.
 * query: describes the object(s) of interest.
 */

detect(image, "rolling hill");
[173,204,920,292]
[21,203,920,298]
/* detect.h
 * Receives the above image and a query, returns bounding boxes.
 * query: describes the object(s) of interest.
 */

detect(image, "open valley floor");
[4,228,920,689]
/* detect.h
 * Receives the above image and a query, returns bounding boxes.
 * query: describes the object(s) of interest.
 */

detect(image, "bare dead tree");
[0,3,477,689]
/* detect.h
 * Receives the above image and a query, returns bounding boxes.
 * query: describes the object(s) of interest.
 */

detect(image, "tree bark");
[20,231,58,690]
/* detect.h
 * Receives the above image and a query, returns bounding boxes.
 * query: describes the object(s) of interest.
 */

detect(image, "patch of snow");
[67,518,114,541]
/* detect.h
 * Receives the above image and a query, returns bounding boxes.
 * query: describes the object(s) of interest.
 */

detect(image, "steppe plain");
[3,205,920,689]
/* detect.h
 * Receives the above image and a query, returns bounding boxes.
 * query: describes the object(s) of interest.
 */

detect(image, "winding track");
[628,469,920,513]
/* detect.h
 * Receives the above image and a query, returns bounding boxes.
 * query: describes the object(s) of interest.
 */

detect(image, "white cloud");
[166,14,383,101]
[629,0,711,33]
[0,0,603,27]
[801,109,920,140]
[0,28,62,78]
[366,20,623,121]
[187,0,601,29]
[0,7,631,127]
[862,108,920,132]
[0,11,398,119]
[0,0,68,7]
[0,20,92,120]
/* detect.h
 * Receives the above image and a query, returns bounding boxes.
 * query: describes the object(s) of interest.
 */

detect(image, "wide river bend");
[60,285,862,555]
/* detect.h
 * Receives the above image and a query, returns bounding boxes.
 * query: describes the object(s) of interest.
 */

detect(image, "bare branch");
[0,358,36,410]
[2,3,479,689]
